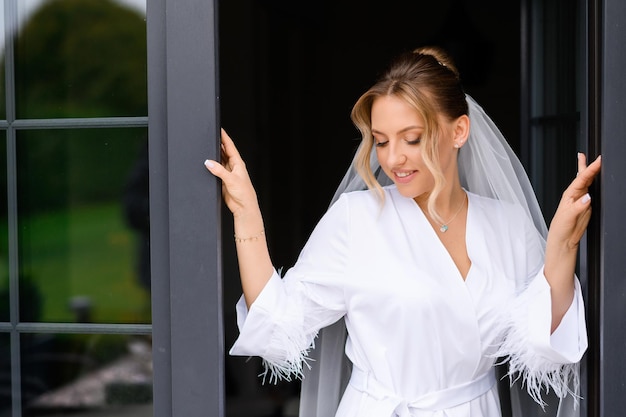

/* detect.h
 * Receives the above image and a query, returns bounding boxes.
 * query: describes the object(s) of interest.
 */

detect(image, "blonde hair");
[350,46,468,224]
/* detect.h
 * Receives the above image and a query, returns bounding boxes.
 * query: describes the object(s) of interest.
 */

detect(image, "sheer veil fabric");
[298,95,580,417]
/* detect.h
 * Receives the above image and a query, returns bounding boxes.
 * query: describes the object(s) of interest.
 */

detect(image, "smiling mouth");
[395,171,415,178]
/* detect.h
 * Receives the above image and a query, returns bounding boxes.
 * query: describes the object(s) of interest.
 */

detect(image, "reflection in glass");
[0,333,9,413]
[0,4,5,121]
[17,128,150,324]
[0,133,7,322]
[19,333,152,416]
[15,0,147,119]
[114,0,147,16]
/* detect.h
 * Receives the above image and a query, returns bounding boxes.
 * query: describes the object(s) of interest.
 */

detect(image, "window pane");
[0,4,5,120]
[17,128,150,324]
[15,0,147,119]
[21,333,152,415]
[0,332,9,413]
[0,132,7,322]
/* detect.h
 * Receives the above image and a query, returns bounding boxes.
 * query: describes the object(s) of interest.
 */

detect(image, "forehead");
[371,95,423,131]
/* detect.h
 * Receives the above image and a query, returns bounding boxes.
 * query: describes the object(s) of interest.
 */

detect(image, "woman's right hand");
[204,129,259,218]
[205,129,272,307]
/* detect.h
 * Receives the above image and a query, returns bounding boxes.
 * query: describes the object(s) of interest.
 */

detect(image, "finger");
[220,146,227,165]
[563,192,591,219]
[578,192,591,208]
[569,208,593,246]
[574,155,601,187]
[220,145,233,171]
[561,195,593,247]
[204,159,231,180]
[221,129,244,163]
[577,152,587,176]
[567,155,601,196]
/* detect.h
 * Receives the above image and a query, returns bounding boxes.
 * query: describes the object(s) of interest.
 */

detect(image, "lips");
[393,170,416,183]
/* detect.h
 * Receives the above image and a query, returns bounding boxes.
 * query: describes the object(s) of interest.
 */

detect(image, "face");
[371,95,462,200]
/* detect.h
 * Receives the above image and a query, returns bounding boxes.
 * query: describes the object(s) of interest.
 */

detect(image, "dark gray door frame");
[587,0,626,416]
[147,0,224,416]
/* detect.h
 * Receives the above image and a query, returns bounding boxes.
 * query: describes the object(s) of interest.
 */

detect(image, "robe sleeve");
[495,209,586,407]
[229,194,352,383]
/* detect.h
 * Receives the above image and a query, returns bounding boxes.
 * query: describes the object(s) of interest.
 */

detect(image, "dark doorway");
[218,1,522,416]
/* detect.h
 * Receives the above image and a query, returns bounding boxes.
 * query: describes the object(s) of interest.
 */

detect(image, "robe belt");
[348,367,496,416]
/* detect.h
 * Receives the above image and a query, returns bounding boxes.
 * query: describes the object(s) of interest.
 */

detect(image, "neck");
[414,182,465,217]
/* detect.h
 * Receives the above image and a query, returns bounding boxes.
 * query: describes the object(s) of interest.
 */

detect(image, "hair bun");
[413,46,460,77]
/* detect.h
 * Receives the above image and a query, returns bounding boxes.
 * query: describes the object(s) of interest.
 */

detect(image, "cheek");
[437,131,457,164]
[374,147,386,167]
[375,148,396,181]
[437,147,456,170]
[408,147,425,163]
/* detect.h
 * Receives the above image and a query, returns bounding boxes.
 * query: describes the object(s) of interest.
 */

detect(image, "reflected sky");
[21,0,146,18]
[1,0,146,55]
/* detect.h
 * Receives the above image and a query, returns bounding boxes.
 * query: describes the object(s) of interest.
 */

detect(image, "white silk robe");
[230,186,587,417]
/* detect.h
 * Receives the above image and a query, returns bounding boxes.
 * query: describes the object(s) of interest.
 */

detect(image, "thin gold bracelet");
[234,229,265,243]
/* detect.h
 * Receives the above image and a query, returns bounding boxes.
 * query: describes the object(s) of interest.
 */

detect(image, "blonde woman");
[205,46,601,417]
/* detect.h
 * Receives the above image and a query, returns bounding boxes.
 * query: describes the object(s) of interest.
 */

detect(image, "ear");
[452,114,470,148]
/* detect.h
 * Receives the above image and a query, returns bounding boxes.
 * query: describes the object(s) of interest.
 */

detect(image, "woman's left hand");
[544,153,601,331]
[548,153,602,250]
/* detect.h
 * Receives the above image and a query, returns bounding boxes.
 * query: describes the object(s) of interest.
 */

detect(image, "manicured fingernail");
[204,159,214,169]
[582,193,591,203]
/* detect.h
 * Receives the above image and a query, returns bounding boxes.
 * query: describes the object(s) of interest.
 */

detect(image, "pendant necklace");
[438,193,467,233]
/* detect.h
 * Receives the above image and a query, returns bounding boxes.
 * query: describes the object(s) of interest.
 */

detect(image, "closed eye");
[375,141,388,147]
[406,137,421,145]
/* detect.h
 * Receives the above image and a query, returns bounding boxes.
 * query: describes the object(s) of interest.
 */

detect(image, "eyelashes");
[374,137,422,147]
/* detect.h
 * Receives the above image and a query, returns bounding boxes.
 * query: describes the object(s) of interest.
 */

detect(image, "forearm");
[543,240,578,333]
[542,153,601,332]
[233,208,274,308]
[203,131,275,308]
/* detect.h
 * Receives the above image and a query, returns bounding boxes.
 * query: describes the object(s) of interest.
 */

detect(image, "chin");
[395,183,432,199]
[393,184,423,199]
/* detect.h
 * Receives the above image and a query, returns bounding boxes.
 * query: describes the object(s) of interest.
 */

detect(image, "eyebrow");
[371,126,423,135]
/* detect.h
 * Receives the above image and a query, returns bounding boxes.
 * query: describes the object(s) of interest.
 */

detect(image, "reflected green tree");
[0,0,151,413]
[0,0,150,323]
[14,0,147,118]
[0,0,148,212]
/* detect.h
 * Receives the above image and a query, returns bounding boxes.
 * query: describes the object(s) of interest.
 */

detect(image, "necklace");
[438,192,467,233]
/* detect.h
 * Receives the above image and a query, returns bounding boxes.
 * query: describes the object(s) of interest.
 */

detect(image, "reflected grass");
[8,202,150,324]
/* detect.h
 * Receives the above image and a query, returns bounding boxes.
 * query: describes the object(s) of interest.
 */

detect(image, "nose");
[385,142,407,166]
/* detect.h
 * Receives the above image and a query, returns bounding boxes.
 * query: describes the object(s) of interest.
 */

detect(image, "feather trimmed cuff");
[230,271,318,384]
[494,269,587,408]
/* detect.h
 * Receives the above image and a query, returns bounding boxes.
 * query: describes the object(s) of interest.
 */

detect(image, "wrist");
[234,229,265,243]
[233,209,265,237]
[232,199,262,220]
[546,233,580,255]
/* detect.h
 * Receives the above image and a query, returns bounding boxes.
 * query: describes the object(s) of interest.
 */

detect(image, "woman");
[204,46,601,417]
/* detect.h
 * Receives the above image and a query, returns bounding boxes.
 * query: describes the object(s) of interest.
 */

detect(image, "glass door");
[1,0,152,415]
